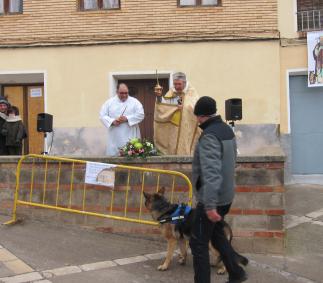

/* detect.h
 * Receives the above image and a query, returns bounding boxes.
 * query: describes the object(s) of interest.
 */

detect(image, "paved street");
[0,184,323,283]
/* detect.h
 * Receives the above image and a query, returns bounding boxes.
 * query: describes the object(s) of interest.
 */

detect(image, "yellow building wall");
[0,41,280,127]
[278,0,298,39]
[280,44,307,133]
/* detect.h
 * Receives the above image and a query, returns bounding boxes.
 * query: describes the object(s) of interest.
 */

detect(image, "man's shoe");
[226,272,248,283]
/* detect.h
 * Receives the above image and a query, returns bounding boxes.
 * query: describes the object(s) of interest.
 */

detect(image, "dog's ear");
[143,191,151,200]
[158,186,166,196]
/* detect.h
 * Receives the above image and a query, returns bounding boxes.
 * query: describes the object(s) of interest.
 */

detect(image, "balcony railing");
[297,9,323,31]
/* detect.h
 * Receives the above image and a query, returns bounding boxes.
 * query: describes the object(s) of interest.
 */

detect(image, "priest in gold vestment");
[154,72,200,155]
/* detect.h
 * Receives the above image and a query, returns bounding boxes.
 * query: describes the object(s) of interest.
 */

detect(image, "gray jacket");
[192,116,237,210]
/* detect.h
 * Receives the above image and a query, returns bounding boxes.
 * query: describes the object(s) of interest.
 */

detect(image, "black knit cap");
[194,96,217,116]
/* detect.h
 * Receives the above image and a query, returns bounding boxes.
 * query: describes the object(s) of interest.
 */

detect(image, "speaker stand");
[41,132,49,155]
[228,121,240,155]
[229,121,235,132]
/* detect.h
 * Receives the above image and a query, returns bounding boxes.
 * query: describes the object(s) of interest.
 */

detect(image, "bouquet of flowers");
[119,138,159,159]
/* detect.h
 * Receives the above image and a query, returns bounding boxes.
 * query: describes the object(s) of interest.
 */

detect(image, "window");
[0,1,4,14]
[179,0,219,6]
[103,0,119,9]
[80,0,119,10]
[297,0,323,31]
[0,0,22,14]
[83,0,98,10]
[9,0,22,12]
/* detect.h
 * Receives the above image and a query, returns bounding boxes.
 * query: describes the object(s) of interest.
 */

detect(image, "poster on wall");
[307,31,323,87]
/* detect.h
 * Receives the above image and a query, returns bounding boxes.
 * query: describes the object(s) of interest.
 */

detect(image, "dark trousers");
[189,203,245,283]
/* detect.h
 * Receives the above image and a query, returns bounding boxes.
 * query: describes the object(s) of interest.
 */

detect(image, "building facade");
[279,0,323,183]
[0,1,297,172]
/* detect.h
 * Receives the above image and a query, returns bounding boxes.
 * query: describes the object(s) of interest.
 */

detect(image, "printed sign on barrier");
[85,162,116,187]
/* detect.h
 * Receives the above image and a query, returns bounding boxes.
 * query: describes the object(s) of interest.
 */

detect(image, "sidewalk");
[0,184,322,283]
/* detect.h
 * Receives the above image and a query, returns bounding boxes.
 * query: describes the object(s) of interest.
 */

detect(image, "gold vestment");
[153,85,200,155]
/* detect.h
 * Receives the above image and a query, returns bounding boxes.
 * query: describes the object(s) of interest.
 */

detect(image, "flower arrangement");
[119,138,159,159]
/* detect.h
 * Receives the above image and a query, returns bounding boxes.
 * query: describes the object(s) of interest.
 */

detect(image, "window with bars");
[0,0,22,14]
[297,0,323,31]
[80,0,120,10]
[178,0,220,7]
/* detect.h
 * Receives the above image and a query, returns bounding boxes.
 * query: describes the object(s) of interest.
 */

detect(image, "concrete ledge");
[0,153,285,164]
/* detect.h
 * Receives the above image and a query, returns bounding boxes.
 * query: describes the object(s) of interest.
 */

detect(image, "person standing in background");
[0,96,10,155]
[153,72,200,155]
[99,83,144,156]
[1,105,27,155]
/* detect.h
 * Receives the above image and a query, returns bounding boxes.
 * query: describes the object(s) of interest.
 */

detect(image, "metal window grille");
[297,9,323,31]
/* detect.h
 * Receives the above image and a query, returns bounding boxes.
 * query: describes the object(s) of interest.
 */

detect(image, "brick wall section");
[0,155,285,254]
[297,0,323,11]
[0,0,278,46]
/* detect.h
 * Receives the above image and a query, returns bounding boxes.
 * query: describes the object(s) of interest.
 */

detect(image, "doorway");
[2,85,44,154]
[118,79,169,141]
[289,75,323,174]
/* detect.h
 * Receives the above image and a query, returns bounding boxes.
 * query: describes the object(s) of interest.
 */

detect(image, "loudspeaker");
[37,113,53,132]
[225,98,242,121]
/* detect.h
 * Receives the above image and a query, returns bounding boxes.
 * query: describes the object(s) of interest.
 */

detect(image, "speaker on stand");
[225,99,242,154]
[37,113,53,155]
[225,98,242,131]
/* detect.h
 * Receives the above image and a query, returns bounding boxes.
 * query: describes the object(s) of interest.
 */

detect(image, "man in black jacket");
[0,96,9,155]
[190,96,247,283]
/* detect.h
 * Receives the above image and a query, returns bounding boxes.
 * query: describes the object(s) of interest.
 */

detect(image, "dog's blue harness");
[158,204,191,224]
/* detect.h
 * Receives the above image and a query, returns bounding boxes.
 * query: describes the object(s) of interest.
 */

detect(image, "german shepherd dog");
[143,187,232,273]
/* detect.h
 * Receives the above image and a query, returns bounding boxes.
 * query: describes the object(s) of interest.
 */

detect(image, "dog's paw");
[157,264,169,271]
[178,256,186,265]
[216,266,226,275]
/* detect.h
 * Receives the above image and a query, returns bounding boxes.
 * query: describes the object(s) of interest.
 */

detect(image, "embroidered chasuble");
[154,85,200,155]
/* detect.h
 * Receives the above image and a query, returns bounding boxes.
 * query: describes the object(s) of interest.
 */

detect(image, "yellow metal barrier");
[5,154,192,226]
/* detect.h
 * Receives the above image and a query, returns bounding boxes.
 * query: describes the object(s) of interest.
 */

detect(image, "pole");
[229,121,240,155]
[42,132,48,155]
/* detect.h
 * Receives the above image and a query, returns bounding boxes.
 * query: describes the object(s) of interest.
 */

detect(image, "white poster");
[85,162,116,187]
[307,31,323,87]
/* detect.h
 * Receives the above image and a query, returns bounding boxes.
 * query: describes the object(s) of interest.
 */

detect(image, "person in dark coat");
[1,106,27,155]
[0,96,10,155]
[190,96,248,283]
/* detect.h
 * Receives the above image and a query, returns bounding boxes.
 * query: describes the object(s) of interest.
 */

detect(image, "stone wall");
[0,154,285,254]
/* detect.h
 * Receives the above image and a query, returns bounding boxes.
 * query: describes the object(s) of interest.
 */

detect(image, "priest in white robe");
[100,83,144,156]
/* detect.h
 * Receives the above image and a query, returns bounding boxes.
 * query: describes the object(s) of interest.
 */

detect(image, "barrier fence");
[5,154,192,226]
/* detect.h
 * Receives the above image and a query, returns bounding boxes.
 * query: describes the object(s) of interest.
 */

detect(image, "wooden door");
[27,86,44,154]
[119,79,169,141]
[3,85,44,154]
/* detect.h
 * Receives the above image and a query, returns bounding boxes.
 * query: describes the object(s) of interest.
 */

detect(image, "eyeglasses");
[119,92,128,95]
